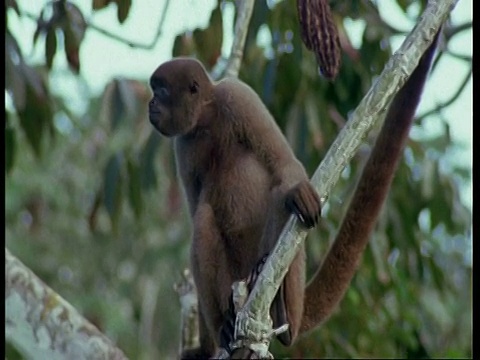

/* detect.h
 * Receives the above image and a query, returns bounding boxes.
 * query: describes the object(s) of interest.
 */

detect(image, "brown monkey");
[149,57,321,357]
[148,32,438,358]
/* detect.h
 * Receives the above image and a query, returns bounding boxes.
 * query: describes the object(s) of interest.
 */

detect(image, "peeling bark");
[5,248,128,360]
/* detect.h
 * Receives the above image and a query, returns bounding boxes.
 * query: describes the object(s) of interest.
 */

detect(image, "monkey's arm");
[217,79,307,182]
[216,79,321,227]
[299,31,440,334]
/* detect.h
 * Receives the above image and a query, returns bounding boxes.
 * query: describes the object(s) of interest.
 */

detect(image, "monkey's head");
[148,58,213,137]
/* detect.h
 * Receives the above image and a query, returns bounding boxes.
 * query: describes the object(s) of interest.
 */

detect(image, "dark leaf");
[45,27,58,69]
[111,80,124,130]
[5,116,16,174]
[32,5,50,48]
[66,55,81,76]
[92,0,112,10]
[118,79,136,123]
[192,5,223,68]
[172,34,195,58]
[6,0,20,15]
[17,65,53,157]
[115,0,132,24]
[66,2,87,43]
[140,131,161,190]
[62,3,86,73]
[103,152,124,229]
[5,31,27,111]
[127,155,143,218]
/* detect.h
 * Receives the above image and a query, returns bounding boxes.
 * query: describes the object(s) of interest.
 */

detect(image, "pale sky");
[7,0,472,210]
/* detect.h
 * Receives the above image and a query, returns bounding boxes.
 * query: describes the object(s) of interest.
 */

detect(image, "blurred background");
[5,0,472,358]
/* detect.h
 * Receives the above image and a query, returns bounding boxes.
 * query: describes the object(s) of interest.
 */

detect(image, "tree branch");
[5,248,128,360]
[417,64,471,121]
[444,20,472,39]
[232,0,458,356]
[21,0,171,50]
[221,0,255,78]
[444,49,472,62]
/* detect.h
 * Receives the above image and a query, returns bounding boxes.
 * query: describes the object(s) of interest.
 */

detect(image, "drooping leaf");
[172,34,195,58]
[115,0,132,23]
[103,152,124,229]
[140,131,161,190]
[111,80,125,130]
[92,0,112,10]
[61,3,86,73]
[117,79,137,126]
[6,0,20,15]
[16,65,53,157]
[5,31,27,111]
[192,5,223,68]
[45,27,58,69]
[5,115,16,174]
[126,155,143,218]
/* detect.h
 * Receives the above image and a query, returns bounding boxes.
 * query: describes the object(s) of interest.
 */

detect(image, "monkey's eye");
[190,81,199,94]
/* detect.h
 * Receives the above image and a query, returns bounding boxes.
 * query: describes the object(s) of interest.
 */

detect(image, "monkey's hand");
[285,180,321,228]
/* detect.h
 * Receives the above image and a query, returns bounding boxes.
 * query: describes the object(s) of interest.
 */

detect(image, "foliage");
[5,0,471,358]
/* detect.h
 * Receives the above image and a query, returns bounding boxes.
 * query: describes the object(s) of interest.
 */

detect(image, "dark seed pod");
[297,0,341,80]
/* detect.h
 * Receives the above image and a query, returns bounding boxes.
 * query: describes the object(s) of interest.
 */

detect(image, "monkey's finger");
[292,203,315,228]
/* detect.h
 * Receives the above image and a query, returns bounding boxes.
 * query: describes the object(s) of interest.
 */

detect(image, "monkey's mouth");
[149,114,174,137]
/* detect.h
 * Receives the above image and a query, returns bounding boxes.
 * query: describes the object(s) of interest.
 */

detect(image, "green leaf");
[192,5,223,68]
[92,0,112,10]
[6,0,20,15]
[172,34,195,58]
[115,79,136,128]
[127,155,143,218]
[111,79,127,130]
[5,31,26,111]
[63,28,81,73]
[115,0,132,24]
[45,27,57,69]
[16,65,53,157]
[62,3,86,73]
[140,132,161,190]
[103,152,124,229]
[5,117,16,174]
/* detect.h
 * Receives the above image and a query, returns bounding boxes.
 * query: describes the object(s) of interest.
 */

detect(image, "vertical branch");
[175,269,200,354]
[222,0,255,78]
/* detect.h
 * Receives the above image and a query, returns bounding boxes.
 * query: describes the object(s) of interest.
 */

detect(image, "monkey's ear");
[190,81,199,94]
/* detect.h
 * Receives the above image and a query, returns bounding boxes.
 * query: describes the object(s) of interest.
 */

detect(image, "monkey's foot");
[219,254,269,355]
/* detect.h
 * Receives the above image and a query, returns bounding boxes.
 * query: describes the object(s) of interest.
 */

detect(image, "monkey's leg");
[187,203,234,357]
[259,186,308,346]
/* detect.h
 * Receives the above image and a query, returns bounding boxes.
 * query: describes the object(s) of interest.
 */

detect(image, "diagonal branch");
[232,0,458,357]
[5,248,128,359]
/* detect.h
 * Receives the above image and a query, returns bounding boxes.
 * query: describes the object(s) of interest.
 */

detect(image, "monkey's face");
[148,59,210,137]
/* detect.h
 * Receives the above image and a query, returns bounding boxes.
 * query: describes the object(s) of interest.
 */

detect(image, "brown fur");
[148,35,438,357]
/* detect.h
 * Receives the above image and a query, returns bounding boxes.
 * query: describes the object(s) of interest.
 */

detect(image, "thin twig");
[417,65,472,121]
[20,0,170,50]
[444,49,472,62]
[444,20,472,39]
